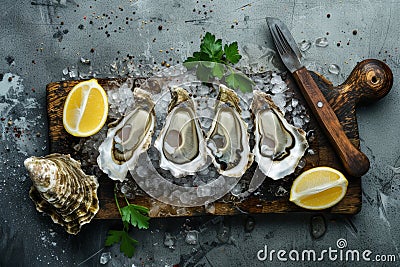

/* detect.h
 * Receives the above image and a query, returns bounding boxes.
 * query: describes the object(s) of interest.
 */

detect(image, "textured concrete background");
[0,0,399,266]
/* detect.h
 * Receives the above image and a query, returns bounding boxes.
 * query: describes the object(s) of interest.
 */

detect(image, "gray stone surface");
[1,0,399,266]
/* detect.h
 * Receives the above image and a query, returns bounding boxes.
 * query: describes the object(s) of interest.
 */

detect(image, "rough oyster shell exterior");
[24,153,99,235]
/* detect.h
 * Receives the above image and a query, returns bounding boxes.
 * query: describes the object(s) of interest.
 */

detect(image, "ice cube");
[99,252,112,265]
[185,230,199,245]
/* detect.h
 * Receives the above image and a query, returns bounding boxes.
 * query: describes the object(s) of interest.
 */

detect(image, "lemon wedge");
[63,79,108,137]
[290,167,348,210]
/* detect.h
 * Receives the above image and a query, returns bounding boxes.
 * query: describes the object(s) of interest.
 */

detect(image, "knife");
[267,17,370,177]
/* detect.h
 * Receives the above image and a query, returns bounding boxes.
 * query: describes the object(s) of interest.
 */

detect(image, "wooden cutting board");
[46,59,393,218]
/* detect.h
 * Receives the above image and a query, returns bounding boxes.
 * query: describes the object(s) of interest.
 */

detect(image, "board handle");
[339,59,393,104]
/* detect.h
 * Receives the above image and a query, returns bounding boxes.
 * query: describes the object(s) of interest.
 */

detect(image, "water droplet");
[315,37,329,47]
[185,230,199,245]
[205,202,215,214]
[244,216,255,232]
[328,64,340,75]
[310,215,326,239]
[299,40,312,52]
[99,252,112,265]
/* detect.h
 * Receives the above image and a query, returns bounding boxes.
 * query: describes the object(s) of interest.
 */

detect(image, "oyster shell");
[154,87,207,177]
[206,85,253,177]
[24,153,99,235]
[251,90,308,180]
[97,88,155,182]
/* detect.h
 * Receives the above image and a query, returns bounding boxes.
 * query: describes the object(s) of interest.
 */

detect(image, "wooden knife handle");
[293,67,370,177]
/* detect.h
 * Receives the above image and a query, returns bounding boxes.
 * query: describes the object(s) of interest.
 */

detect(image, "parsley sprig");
[184,32,254,93]
[105,187,150,258]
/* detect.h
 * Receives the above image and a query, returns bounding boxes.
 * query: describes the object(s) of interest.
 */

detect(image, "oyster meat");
[24,153,99,235]
[154,87,207,177]
[97,88,155,182]
[206,85,253,177]
[251,90,308,180]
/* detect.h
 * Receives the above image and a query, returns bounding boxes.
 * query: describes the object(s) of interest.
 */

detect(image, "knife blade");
[267,17,370,177]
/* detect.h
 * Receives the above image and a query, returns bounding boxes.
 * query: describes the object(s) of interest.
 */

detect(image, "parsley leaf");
[121,204,150,230]
[105,230,124,246]
[105,230,138,258]
[225,72,255,93]
[184,32,253,93]
[200,32,223,61]
[224,42,242,64]
[212,63,225,79]
[105,189,151,258]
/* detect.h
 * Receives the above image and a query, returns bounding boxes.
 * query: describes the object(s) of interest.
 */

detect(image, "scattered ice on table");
[68,66,78,78]
[271,93,286,111]
[185,230,199,245]
[107,79,135,117]
[308,148,315,155]
[310,215,326,239]
[315,37,329,47]
[204,202,215,214]
[62,68,69,75]
[270,73,284,85]
[271,82,287,94]
[120,184,129,195]
[164,233,175,249]
[328,64,340,75]
[80,57,91,65]
[291,98,299,108]
[292,116,304,128]
[275,186,288,197]
[99,252,112,265]
[299,40,312,52]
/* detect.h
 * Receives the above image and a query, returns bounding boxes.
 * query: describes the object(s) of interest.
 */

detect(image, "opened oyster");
[24,153,99,235]
[154,87,207,177]
[251,90,308,180]
[97,88,155,182]
[206,85,253,177]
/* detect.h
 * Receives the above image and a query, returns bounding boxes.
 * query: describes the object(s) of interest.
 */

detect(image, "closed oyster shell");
[24,153,99,235]
[97,88,155,181]
[154,87,208,178]
[206,85,253,177]
[251,90,308,180]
